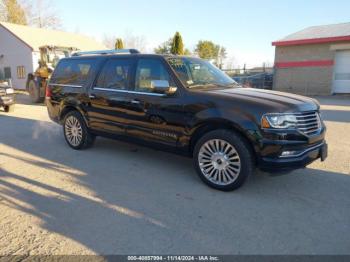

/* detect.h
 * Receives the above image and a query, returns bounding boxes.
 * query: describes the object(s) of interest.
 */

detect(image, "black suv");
[46,49,327,191]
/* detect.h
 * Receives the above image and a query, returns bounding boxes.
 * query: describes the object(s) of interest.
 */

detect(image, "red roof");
[272,22,350,46]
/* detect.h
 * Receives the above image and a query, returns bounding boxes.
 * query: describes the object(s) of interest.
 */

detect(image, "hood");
[205,87,319,113]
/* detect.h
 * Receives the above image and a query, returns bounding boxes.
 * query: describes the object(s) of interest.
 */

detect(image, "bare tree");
[123,31,148,52]
[103,31,148,52]
[23,0,61,29]
[102,34,117,49]
[0,0,5,21]
[225,56,238,70]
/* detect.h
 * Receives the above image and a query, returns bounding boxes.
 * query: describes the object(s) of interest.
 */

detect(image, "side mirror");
[151,80,177,95]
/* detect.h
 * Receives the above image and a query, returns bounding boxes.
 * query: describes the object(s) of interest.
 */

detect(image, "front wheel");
[63,111,95,150]
[193,129,254,191]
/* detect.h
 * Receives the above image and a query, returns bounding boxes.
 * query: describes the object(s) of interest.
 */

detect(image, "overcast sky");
[55,0,350,68]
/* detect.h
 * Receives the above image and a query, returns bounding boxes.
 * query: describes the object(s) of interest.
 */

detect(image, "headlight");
[5,88,14,95]
[261,114,298,129]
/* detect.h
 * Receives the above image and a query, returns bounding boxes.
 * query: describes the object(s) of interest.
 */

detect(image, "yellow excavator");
[26,45,78,103]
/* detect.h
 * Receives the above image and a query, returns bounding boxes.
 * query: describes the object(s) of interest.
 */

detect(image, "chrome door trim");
[92,87,166,97]
[48,83,83,88]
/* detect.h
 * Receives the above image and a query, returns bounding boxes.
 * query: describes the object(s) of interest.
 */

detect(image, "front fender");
[189,107,263,153]
[192,107,260,133]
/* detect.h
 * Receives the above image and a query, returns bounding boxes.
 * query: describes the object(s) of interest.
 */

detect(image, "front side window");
[135,58,174,93]
[167,57,237,89]
[51,59,96,86]
[96,59,132,90]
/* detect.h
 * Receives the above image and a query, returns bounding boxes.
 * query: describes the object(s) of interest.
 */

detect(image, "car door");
[86,57,135,134]
[125,57,185,147]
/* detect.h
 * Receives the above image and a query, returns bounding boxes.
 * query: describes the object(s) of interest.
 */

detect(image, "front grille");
[295,111,321,135]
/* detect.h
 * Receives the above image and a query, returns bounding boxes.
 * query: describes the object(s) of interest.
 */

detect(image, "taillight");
[45,87,52,98]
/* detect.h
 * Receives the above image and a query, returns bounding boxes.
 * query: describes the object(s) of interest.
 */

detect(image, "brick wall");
[273,43,337,95]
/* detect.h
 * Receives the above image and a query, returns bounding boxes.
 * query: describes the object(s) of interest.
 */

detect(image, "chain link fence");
[223,67,274,89]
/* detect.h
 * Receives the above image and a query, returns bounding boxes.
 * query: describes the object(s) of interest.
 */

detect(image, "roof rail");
[72,49,140,56]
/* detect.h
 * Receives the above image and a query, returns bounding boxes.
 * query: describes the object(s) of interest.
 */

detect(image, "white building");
[0,22,106,89]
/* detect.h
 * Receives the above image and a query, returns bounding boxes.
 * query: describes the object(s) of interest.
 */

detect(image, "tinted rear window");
[51,59,97,86]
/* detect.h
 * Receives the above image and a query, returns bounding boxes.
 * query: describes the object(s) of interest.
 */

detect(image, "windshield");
[167,57,237,88]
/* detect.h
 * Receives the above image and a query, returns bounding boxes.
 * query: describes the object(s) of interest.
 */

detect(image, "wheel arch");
[59,104,89,127]
[189,119,258,163]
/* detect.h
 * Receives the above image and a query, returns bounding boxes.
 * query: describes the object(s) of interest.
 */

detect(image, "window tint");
[135,59,174,93]
[52,59,96,86]
[96,59,132,90]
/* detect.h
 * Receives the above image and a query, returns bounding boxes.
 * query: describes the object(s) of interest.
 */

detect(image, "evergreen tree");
[115,38,124,49]
[171,32,184,55]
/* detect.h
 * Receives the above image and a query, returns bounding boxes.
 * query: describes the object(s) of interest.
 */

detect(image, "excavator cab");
[26,46,78,103]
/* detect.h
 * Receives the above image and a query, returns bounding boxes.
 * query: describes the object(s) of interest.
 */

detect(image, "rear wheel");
[28,79,44,103]
[4,105,15,113]
[193,129,254,191]
[63,111,95,150]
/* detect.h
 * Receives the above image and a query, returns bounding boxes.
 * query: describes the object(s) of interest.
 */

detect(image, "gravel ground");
[0,93,349,255]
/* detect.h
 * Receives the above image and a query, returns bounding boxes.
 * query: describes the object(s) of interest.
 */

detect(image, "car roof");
[63,53,195,61]
[65,53,162,60]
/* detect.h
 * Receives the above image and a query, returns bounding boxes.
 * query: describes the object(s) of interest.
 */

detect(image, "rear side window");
[51,59,96,86]
[96,59,132,90]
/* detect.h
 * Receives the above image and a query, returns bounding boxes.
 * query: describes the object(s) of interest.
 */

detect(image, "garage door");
[333,50,350,93]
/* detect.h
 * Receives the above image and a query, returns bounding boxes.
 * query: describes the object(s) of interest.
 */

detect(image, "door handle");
[89,94,96,99]
[131,99,141,105]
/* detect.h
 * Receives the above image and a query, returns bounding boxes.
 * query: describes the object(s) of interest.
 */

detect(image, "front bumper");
[0,95,15,106]
[258,142,327,171]
[256,125,327,171]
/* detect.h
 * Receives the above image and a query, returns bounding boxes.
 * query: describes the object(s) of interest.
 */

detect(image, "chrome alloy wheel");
[198,139,241,186]
[65,116,83,147]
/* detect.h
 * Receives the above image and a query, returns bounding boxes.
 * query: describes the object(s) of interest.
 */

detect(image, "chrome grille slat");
[296,115,317,118]
[295,113,317,117]
[295,111,321,135]
[296,112,317,116]
[296,116,316,118]
[298,126,319,130]
[297,122,319,127]
[304,129,319,134]
[297,118,318,123]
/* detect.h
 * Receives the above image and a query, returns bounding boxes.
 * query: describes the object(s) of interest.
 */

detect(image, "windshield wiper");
[188,82,239,89]
[188,83,216,89]
[225,82,240,88]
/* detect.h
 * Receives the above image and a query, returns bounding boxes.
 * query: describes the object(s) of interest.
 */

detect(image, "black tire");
[63,111,95,150]
[28,79,44,103]
[193,129,254,191]
[4,105,15,113]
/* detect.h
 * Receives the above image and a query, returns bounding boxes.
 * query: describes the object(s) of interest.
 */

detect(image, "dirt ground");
[0,93,349,255]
